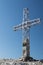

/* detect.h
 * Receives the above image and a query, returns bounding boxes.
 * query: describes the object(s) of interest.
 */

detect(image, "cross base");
[19,56,37,62]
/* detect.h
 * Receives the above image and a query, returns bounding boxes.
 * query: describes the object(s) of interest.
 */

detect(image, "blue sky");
[0,0,43,60]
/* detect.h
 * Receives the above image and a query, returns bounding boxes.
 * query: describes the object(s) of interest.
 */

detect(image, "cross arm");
[13,24,22,31]
[13,18,40,31]
[30,18,40,26]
